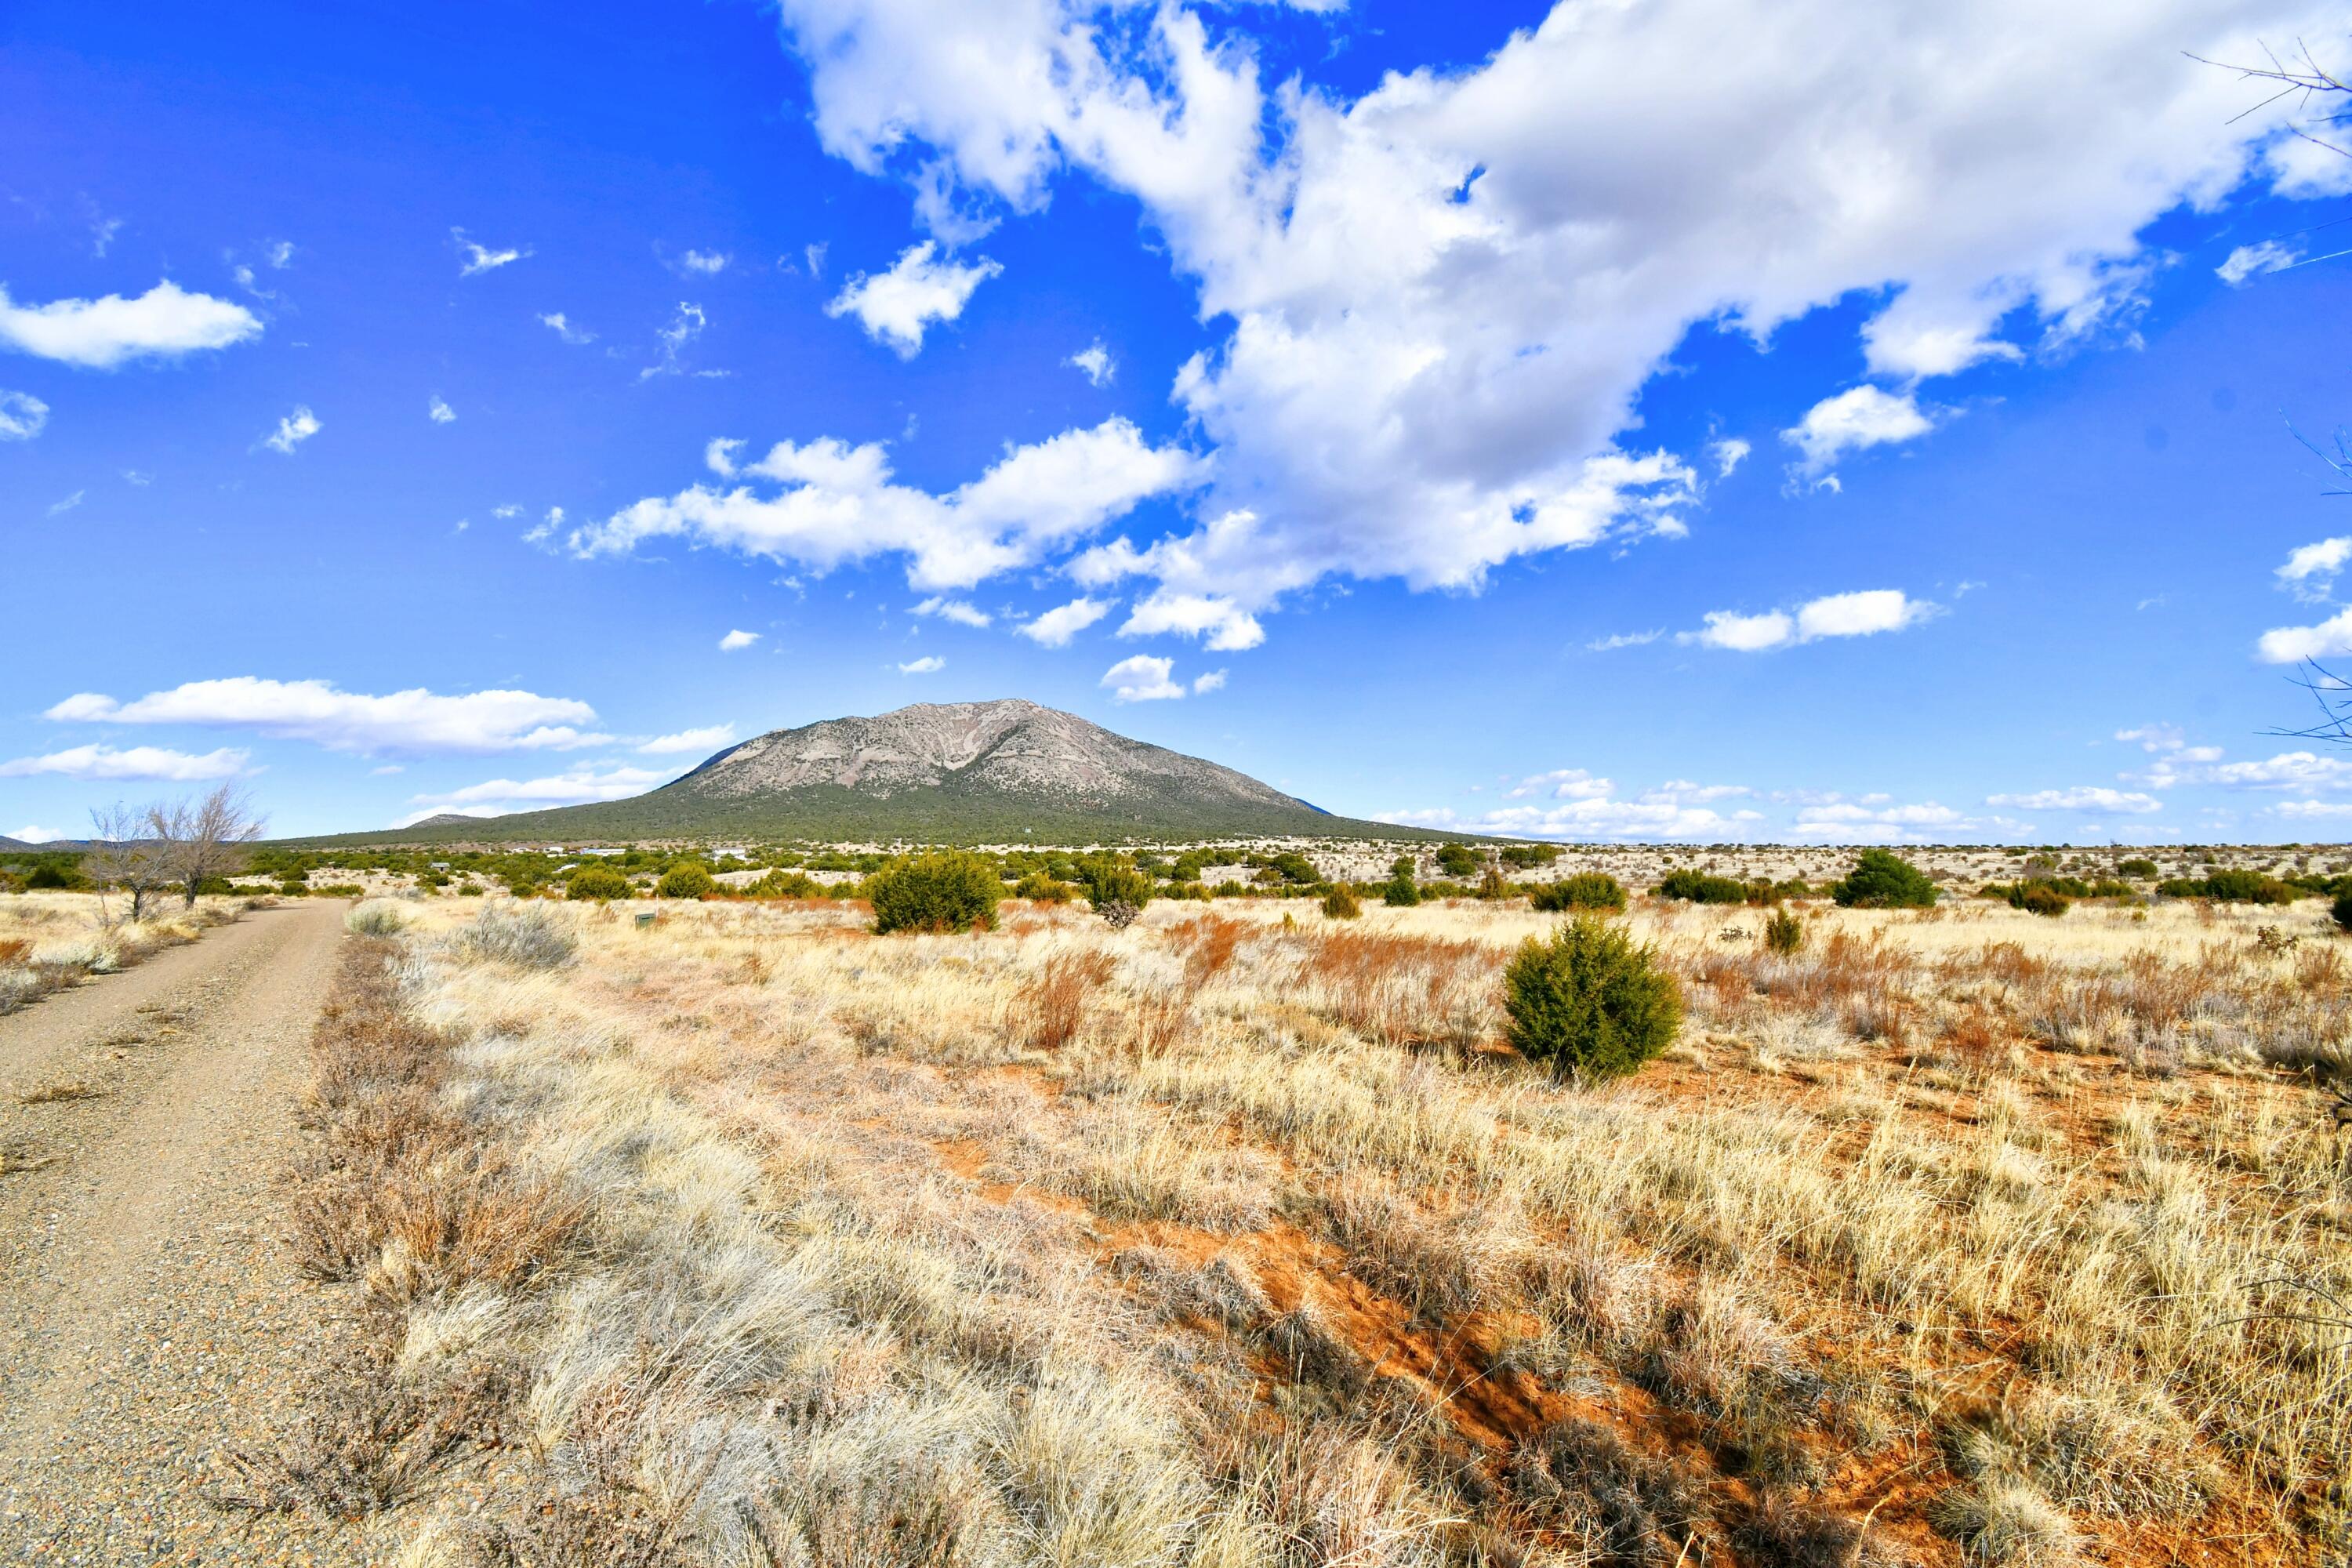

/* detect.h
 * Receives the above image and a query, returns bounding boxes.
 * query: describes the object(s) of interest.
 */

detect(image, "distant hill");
[308,699,1450,846]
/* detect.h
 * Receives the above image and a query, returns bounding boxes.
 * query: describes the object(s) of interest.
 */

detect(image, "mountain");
[313,699,1448,846]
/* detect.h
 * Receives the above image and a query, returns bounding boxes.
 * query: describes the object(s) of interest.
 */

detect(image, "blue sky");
[5,0,2351,845]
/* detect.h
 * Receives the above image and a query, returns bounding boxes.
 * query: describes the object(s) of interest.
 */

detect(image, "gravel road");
[0,900,364,1563]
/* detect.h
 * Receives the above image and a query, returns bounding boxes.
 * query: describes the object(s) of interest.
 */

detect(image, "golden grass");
[284,893,2352,1566]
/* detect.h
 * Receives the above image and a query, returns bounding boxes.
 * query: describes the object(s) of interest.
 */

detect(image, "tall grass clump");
[869,850,1002,935]
[1504,915,1684,1080]
[455,903,578,969]
[1530,873,1626,913]
[1832,848,1939,909]
[1763,906,1804,955]
[345,898,410,935]
[1321,884,1363,920]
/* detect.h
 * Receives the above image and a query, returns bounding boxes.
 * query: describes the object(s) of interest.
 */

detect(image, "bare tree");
[164,783,266,908]
[2194,38,2350,164]
[82,801,174,924]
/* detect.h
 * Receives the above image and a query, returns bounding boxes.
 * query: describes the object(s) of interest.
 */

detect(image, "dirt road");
[0,900,360,1563]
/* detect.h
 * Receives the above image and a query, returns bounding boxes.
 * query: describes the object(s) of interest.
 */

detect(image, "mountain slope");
[313,700,1448,845]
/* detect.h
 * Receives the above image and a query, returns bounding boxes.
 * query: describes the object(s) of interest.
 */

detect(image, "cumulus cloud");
[575,418,1203,592]
[898,655,946,673]
[7,825,64,844]
[397,764,670,825]
[260,405,321,455]
[1386,772,1762,840]
[2217,238,2301,285]
[46,677,606,755]
[718,629,762,651]
[453,227,531,275]
[641,303,708,379]
[911,595,992,627]
[1781,386,1936,476]
[1681,589,1937,651]
[0,743,249,782]
[2115,724,2222,763]
[1116,590,1265,651]
[539,311,597,344]
[0,389,49,441]
[1192,669,1227,694]
[2276,535,2351,601]
[0,280,260,368]
[1102,654,1184,702]
[826,241,1000,356]
[2257,606,2352,663]
[1017,595,1112,647]
[1706,437,1750,477]
[638,724,736,755]
[427,395,456,425]
[768,0,2311,619]
[1588,629,1662,652]
[671,249,731,275]
[1068,340,1116,386]
[1985,786,2163,813]
[1784,797,1980,842]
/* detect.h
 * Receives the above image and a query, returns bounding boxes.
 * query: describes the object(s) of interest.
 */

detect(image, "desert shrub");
[24,863,80,891]
[1504,916,1684,1081]
[1321,884,1362,920]
[1261,851,1321,885]
[1531,873,1626,913]
[2202,868,2298,904]
[2009,883,2070,918]
[1436,843,1483,879]
[869,851,1000,935]
[1763,907,1804,955]
[2333,891,2352,934]
[1832,849,1938,909]
[1076,861,1156,920]
[345,899,410,936]
[565,866,633,902]
[456,904,577,969]
[1382,876,1421,908]
[313,884,365,898]
[1656,868,1747,905]
[654,860,716,899]
[2116,857,2160,880]
[747,868,822,898]
[1477,869,1511,899]
[1500,843,1563,869]
[1011,871,1075,902]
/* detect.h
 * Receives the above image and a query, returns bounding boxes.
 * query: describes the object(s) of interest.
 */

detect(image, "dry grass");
[0,891,240,1014]
[273,894,2352,1566]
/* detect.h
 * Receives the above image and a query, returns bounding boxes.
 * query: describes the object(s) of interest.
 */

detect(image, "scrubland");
[249,892,2348,1566]
[0,893,241,1016]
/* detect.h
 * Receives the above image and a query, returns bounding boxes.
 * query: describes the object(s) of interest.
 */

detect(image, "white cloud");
[260,405,321,455]
[122,469,151,486]
[898,655,946,673]
[770,0,2310,621]
[522,506,564,546]
[2270,798,2352,819]
[539,311,597,344]
[1102,654,1184,702]
[1192,669,1227,694]
[1706,437,1750,477]
[0,389,49,440]
[1068,340,1116,387]
[1784,797,1976,842]
[2115,723,2222,763]
[641,303,708,379]
[2277,535,2351,601]
[911,595,992,627]
[1986,786,2162,813]
[1017,595,1113,647]
[1782,386,1935,475]
[575,418,1202,592]
[1388,774,1762,840]
[7,825,64,844]
[427,395,456,425]
[2217,238,2301,285]
[453,227,531,275]
[673,249,731,275]
[266,240,296,269]
[47,677,605,755]
[1587,629,1661,652]
[2257,606,2352,663]
[398,764,669,825]
[0,743,249,782]
[47,490,84,517]
[826,241,1000,356]
[638,724,737,755]
[0,280,260,368]
[1116,590,1265,651]
[718,628,762,652]
[1681,590,1936,651]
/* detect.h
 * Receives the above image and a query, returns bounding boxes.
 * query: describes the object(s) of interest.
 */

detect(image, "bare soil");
[0,900,361,1563]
